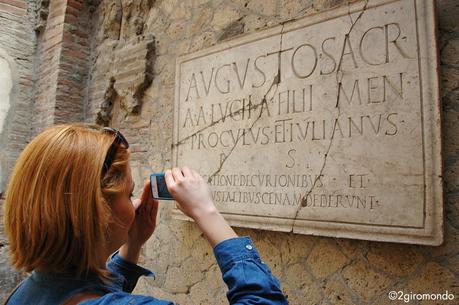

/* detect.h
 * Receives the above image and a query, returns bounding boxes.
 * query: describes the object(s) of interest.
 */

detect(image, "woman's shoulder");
[80,291,175,305]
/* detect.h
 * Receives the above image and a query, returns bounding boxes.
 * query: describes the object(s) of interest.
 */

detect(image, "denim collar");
[31,270,100,284]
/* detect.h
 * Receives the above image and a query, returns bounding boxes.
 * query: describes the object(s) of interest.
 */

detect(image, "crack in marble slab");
[290,0,369,233]
[207,23,287,183]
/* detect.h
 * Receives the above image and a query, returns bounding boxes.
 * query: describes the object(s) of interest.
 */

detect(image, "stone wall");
[84,0,459,304]
[0,0,36,299]
[0,0,36,195]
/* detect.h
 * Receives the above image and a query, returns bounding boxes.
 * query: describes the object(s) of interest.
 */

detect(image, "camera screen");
[157,175,173,198]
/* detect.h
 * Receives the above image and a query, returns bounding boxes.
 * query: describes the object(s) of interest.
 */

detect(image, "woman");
[3,123,288,305]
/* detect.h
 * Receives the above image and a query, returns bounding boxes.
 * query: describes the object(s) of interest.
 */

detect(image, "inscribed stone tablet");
[172,0,443,245]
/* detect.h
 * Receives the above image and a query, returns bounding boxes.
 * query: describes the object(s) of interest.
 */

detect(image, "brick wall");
[33,0,92,132]
[0,0,36,300]
[0,0,36,194]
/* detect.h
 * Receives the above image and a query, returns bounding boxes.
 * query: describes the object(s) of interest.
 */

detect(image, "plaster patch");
[0,56,13,135]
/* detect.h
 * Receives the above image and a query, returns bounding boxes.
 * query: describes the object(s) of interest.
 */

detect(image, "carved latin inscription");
[172,0,443,245]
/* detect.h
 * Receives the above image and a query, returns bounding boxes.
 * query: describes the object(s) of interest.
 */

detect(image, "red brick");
[66,6,79,19]
[75,30,88,39]
[64,13,78,25]
[62,49,86,60]
[67,0,83,11]
[62,32,74,43]
[43,35,63,52]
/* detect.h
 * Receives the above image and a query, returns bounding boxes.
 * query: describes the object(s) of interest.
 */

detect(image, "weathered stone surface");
[0,246,26,302]
[163,258,205,293]
[101,0,122,40]
[188,30,217,52]
[190,7,212,33]
[279,0,313,20]
[398,262,459,305]
[277,233,317,265]
[313,0,342,10]
[342,261,392,303]
[367,242,423,276]
[211,4,241,31]
[445,254,459,275]
[283,263,323,305]
[335,238,368,259]
[134,280,190,304]
[445,193,459,227]
[166,20,188,40]
[243,14,267,31]
[245,0,278,16]
[255,235,284,277]
[0,54,13,135]
[437,0,459,31]
[427,222,459,258]
[322,277,358,305]
[442,38,459,66]
[172,0,443,245]
[307,239,348,278]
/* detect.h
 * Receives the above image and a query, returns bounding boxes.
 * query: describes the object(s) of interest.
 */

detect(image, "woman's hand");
[120,180,159,263]
[165,167,237,247]
[164,167,217,221]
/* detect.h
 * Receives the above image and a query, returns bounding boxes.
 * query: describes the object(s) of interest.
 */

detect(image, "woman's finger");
[140,180,150,202]
[182,166,192,177]
[165,170,175,188]
[172,167,184,182]
[191,169,200,180]
[150,199,159,221]
[132,198,142,210]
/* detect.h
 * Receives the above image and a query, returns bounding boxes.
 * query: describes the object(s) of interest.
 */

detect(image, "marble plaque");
[172,0,443,245]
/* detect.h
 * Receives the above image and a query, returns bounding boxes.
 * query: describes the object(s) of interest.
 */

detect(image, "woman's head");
[4,123,134,279]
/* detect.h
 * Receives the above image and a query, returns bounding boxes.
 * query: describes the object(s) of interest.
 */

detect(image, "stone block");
[255,236,283,277]
[190,7,212,33]
[283,263,322,304]
[211,4,241,31]
[322,277,358,305]
[163,258,205,293]
[342,261,392,303]
[245,0,278,16]
[306,239,348,278]
[279,0,313,20]
[166,20,188,40]
[242,14,267,32]
[399,262,459,305]
[437,0,459,31]
[367,242,423,277]
[442,38,459,67]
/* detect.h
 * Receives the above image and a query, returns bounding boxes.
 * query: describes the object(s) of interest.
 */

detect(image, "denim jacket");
[7,237,288,304]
